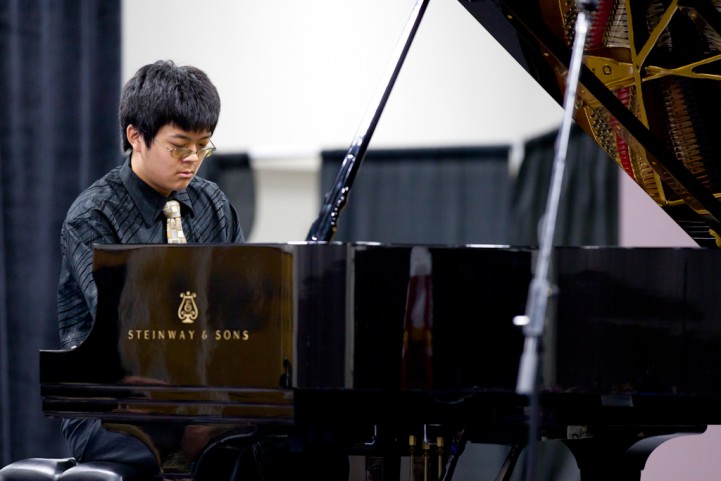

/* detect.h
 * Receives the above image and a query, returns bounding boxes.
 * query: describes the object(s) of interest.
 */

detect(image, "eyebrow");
[168,133,212,142]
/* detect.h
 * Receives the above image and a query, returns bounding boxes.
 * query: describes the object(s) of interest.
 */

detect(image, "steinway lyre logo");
[178,291,198,324]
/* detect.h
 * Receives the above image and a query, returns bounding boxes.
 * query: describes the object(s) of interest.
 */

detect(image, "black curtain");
[320,125,617,246]
[201,153,256,238]
[0,0,122,464]
[507,124,619,246]
[320,146,513,244]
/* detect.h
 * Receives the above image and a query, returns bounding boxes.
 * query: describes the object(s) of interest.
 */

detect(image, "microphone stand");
[513,2,597,480]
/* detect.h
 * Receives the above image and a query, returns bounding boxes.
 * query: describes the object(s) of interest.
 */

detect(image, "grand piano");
[39,1,721,480]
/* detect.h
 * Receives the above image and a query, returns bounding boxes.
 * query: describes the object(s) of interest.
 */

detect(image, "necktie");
[162,200,187,244]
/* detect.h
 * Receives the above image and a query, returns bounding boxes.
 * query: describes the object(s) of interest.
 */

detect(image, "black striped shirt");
[57,158,244,348]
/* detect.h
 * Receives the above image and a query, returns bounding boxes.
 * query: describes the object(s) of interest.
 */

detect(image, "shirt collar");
[120,158,195,226]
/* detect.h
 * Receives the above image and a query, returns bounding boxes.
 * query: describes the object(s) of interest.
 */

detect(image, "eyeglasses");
[153,138,216,160]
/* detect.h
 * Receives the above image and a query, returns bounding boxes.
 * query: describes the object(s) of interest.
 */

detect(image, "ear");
[126,125,144,152]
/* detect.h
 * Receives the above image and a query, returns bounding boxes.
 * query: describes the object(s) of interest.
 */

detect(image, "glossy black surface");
[40,244,721,470]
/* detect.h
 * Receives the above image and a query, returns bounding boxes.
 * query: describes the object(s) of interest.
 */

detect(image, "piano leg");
[493,444,523,481]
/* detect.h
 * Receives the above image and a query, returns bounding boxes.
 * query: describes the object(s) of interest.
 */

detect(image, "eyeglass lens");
[171,148,214,160]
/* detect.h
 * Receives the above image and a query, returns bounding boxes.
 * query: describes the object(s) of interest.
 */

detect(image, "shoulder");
[186,175,231,206]
[188,175,224,194]
[186,176,244,242]
[63,166,125,228]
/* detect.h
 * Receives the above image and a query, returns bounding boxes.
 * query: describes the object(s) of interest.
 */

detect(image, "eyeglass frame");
[153,138,217,160]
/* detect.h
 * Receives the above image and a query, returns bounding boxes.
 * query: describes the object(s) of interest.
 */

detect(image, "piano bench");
[0,457,77,480]
[56,461,147,481]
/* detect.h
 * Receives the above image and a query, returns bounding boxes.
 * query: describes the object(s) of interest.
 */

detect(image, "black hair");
[119,60,221,152]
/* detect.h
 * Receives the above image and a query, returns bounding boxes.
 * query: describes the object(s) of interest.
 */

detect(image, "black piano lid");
[459,0,721,247]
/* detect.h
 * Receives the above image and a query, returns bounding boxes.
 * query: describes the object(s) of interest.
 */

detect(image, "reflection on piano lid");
[459,0,721,247]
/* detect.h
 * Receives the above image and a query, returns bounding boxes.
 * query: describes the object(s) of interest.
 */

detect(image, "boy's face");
[128,123,213,197]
